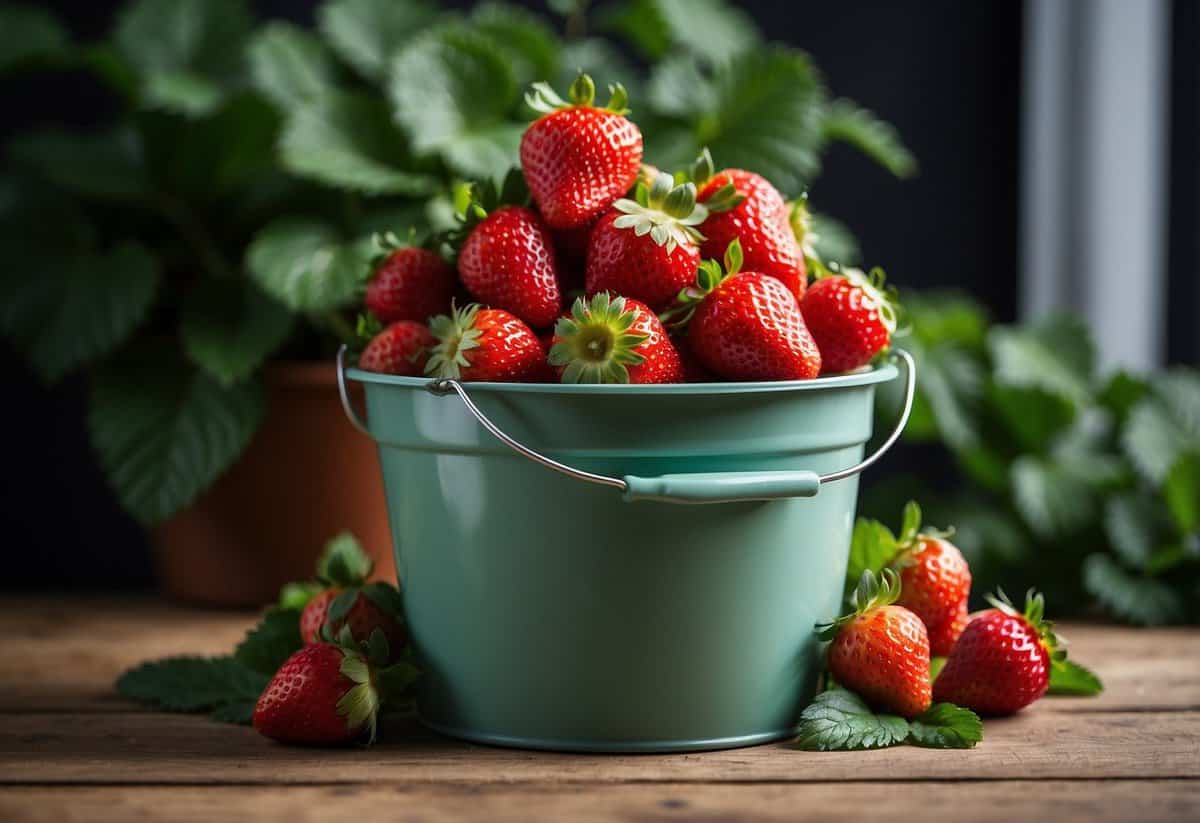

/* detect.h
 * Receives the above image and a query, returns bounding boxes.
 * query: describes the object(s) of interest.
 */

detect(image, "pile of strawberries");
[821,505,1065,719]
[357,74,897,384]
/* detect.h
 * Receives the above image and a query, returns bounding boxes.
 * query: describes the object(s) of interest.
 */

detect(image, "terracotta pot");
[155,363,393,607]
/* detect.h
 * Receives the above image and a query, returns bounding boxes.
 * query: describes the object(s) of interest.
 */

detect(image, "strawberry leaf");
[248,22,338,109]
[7,127,149,200]
[793,688,909,751]
[246,218,372,313]
[376,660,422,704]
[1047,659,1104,696]
[317,0,436,81]
[234,607,303,677]
[181,277,293,386]
[1083,553,1184,625]
[360,582,405,617]
[209,700,258,726]
[318,532,374,586]
[819,99,917,178]
[117,656,268,715]
[844,518,898,600]
[906,703,982,749]
[0,3,68,71]
[1165,452,1200,535]
[988,314,1095,407]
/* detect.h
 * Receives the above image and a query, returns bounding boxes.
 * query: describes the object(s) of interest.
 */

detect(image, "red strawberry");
[929,599,970,659]
[253,644,379,745]
[458,205,561,329]
[365,244,455,325]
[426,303,549,383]
[358,321,434,376]
[521,73,643,230]
[674,336,714,383]
[694,154,806,299]
[300,588,406,656]
[801,268,898,374]
[549,293,683,384]
[897,536,972,657]
[675,240,821,381]
[933,590,1062,715]
[819,569,932,718]
[586,172,706,311]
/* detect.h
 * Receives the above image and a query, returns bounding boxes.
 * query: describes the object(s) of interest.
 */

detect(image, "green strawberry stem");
[658,238,744,330]
[816,568,902,641]
[525,72,630,115]
[426,302,484,380]
[985,588,1067,662]
[548,293,649,384]
[611,171,708,254]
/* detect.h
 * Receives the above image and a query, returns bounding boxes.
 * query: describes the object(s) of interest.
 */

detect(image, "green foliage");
[864,292,1200,624]
[1,0,910,526]
[234,607,304,676]
[906,703,983,749]
[1047,659,1104,696]
[794,689,981,751]
[116,656,269,721]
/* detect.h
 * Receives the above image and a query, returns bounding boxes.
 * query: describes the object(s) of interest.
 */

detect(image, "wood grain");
[2,781,1198,823]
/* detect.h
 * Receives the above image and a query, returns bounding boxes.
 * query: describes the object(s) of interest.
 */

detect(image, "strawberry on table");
[818,569,932,718]
[252,644,380,746]
[426,302,550,383]
[521,73,643,230]
[357,320,435,377]
[801,267,898,374]
[549,292,683,384]
[692,150,807,300]
[933,589,1063,715]
[364,238,455,325]
[586,171,708,311]
[668,239,822,381]
[454,171,562,329]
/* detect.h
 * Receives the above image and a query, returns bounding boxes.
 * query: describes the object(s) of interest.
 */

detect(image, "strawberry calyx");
[819,263,900,336]
[525,72,630,116]
[686,148,744,214]
[816,568,903,641]
[658,238,744,330]
[548,292,650,383]
[985,588,1067,663]
[611,171,707,253]
[334,646,382,744]
[888,501,956,567]
[426,302,485,379]
[787,194,823,272]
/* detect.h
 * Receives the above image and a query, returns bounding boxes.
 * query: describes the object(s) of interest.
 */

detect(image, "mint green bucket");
[338,348,913,752]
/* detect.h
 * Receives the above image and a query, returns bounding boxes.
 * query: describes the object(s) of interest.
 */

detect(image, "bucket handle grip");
[338,346,915,504]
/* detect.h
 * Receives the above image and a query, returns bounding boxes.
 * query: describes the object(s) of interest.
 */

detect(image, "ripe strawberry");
[253,644,380,745]
[933,590,1063,715]
[896,536,972,657]
[426,303,550,383]
[929,599,970,659]
[549,293,683,384]
[674,336,714,383]
[458,205,561,329]
[801,268,898,374]
[521,73,643,230]
[365,243,455,325]
[586,172,706,310]
[693,151,806,299]
[358,321,434,376]
[672,240,821,380]
[819,569,932,718]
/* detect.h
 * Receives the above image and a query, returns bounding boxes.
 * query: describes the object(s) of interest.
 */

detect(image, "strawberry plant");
[0,0,911,528]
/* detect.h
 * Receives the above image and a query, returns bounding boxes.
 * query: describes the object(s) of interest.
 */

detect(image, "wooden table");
[1,596,1197,821]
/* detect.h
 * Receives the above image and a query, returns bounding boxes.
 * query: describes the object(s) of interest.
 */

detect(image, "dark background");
[1,1,1195,588]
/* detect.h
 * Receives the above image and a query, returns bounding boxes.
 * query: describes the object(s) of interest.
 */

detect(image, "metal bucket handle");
[338,346,915,504]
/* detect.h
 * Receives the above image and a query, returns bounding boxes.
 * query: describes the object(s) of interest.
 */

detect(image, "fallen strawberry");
[426,302,550,383]
[692,149,807,300]
[358,320,435,377]
[548,292,683,384]
[586,172,707,311]
[818,569,932,718]
[669,239,821,380]
[933,589,1063,715]
[521,73,643,230]
[801,267,898,374]
[252,643,379,745]
[364,237,456,326]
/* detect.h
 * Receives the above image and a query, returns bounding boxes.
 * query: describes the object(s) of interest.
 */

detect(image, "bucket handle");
[338,346,915,504]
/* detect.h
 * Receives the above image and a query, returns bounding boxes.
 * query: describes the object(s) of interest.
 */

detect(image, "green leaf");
[470,3,559,89]
[1104,493,1166,570]
[388,28,521,179]
[210,700,258,725]
[317,0,436,81]
[180,278,294,386]
[844,518,898,600]
[906,703,982,748]
[1165,452,1200,535]
[89,349,264,524]
[246,218,371,313]
[1083,553,1183,625]
[1047,659,1104,696]
[554,38,637,93]
[907,339,986,450]
[376,660,422,704]
[793,688,909,751]
[247,22,338,109]
[646,55,717,119]
[117,656,267,713]
[0,3,69,71]
[929,656,947,681]
[1011,456,1096,540]
[605,0,759,64]
[280,92,439,196]
[809,212,861,266]
[360,581,405,617]
[318,532,374,586]
[988,314,1095,406]
[1098,370,1149,424]
[234,607,303,676]
[279,581,324,611]
[142,70,224,116]
[0,243,159,382]
[7,127,148,199]
[989,385,1076,454]
[820,99,917,178]
[1123,372,1200,484]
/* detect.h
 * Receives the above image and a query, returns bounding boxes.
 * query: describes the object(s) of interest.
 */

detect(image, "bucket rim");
[345,361,899,395]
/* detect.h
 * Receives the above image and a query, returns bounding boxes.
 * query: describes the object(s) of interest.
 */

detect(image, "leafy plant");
[0,0,911,527]
[864,293,1200,624]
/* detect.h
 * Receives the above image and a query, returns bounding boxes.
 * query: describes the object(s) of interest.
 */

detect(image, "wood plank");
[2,597,1197,713]
[1,710,1196,785]
[2,781,1198,823]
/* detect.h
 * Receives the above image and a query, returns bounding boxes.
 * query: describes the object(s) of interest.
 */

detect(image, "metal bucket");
[338,348,913,752]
